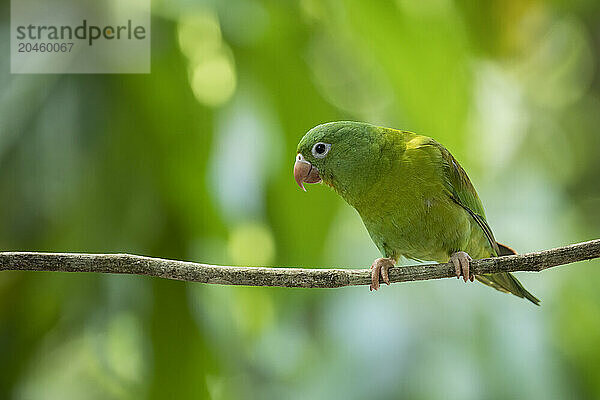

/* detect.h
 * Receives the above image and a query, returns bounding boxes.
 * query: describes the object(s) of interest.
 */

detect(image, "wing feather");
[420,139,499,255]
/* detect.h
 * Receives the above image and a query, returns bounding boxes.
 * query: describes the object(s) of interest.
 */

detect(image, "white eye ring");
[311,142,331,158]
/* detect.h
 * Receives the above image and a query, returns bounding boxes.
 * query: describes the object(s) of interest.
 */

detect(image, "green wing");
[419,139,540,305]
[431,142,500,256]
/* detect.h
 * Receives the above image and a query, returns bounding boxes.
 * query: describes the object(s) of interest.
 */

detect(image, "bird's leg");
[450,251,473,282]
[370,257,396,291]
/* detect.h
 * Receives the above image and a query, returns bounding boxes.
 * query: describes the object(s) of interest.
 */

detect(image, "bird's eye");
[311,142,331,158]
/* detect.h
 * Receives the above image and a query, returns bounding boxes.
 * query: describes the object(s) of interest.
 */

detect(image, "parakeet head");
[294,121,383,196]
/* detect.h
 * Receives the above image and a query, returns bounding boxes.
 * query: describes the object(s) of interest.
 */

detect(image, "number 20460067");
[18,42,74,52]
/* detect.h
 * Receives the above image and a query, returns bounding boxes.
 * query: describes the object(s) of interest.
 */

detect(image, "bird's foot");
[450,251,473,282]
[370,257,396,291]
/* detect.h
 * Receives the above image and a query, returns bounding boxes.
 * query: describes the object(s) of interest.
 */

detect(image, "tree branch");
[0,239,599,288]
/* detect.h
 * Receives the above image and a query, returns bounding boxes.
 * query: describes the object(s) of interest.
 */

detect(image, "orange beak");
[293,153,322,191]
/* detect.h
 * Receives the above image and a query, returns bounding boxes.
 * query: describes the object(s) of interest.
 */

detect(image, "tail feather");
[475,242,540,306]
[496,242,517,257]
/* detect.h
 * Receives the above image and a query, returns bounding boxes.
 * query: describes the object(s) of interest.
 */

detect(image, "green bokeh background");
[2,0,600,399]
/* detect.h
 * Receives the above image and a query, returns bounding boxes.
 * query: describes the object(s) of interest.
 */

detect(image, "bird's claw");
[450,251,473,282]
[370,258,395,291]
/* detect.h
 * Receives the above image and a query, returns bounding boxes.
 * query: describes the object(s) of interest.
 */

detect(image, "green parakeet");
[294,121,539,305]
